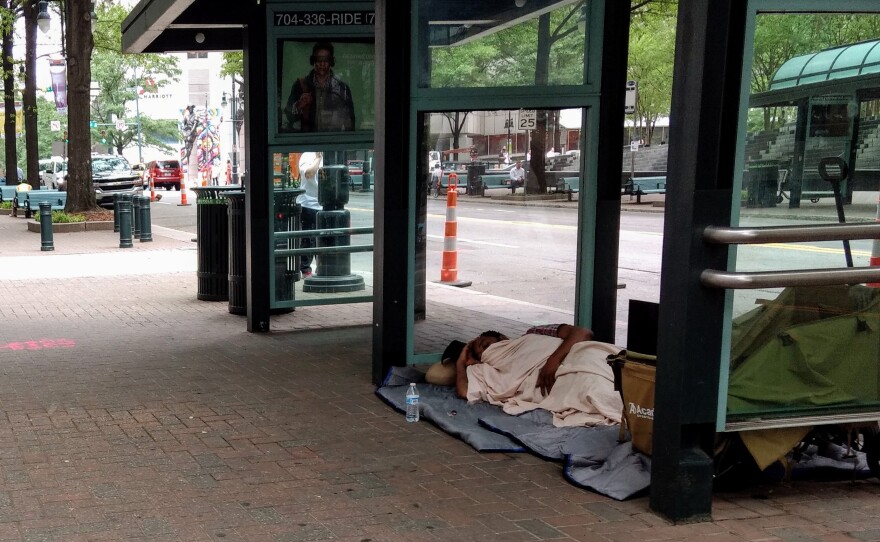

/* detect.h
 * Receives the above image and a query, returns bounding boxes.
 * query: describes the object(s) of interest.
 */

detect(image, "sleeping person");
[434,324,623,428]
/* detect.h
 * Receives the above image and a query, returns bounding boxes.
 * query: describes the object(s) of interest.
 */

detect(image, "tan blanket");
[466,335,623,427]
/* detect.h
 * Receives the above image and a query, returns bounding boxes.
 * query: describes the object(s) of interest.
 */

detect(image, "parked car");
[145,159,184,190]
[40,157,68,189]
[89,154,143,207]
[131,162,147,187]
[347,160,365,175]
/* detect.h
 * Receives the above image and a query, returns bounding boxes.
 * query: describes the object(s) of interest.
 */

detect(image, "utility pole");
[134,86,142,164]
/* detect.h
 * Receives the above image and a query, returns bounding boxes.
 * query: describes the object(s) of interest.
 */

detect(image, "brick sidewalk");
[1,210,879,541]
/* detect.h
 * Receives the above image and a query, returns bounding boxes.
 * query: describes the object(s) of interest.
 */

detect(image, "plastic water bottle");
[405,383,420,422]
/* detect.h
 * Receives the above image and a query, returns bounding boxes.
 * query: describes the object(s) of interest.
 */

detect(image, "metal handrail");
[704,223,880,244]
[701,223,880,289]
[275,245,374,257]
[701,267,880,289]
[275,226,374,240]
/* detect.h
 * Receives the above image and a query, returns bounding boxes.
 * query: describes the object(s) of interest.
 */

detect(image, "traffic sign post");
[625,80,638,115]
[115,119,127,131]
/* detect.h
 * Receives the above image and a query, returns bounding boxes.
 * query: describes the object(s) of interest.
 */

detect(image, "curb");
[26,220,114,233]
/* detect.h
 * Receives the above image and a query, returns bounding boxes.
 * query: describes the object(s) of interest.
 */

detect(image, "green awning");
[770,39,880,90]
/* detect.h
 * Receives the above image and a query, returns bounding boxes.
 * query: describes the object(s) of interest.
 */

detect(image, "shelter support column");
[244,4,271,332]
[588,0,631,342]
[372,0,413,384]
[650,0,746,522]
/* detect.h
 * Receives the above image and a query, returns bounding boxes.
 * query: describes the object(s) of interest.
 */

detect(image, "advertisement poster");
[277,39,375,133]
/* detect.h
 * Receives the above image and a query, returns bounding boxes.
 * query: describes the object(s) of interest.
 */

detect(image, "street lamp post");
[504,112,513,156]
[222,78,241,184]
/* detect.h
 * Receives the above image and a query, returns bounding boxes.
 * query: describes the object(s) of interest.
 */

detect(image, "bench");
[552,177,580,200]
[479,173,514,193]
[14,191,67,218]
[623,176,666,203]
[0,185,16,204]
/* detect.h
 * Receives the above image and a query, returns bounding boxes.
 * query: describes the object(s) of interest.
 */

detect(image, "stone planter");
[0,208,10,216]
[27,220,113,233]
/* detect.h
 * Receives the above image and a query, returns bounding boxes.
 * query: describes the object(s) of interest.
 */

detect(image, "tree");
[23,0,38,188]
[1,1,21,184]
[60,0,95,212]
[627,3,676,145]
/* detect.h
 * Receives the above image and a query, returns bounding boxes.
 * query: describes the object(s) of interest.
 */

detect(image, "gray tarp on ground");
[377,366,651,500]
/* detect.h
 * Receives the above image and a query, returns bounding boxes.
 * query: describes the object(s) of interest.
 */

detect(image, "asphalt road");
[148,188,874,319]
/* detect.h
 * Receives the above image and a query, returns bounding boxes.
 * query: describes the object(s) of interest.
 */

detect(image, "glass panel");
[726,12,880,424]
[270,149,374,308]
[413,108,584,359]
[417,1,587,88]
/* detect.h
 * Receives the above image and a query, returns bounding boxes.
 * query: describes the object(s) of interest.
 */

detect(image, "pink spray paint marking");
[0,338,76,351]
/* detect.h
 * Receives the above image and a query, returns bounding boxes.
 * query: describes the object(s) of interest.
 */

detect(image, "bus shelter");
[123,0,880,525]
[749,39,880,207]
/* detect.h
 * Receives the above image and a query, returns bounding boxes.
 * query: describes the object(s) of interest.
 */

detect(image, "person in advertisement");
[284,42,355,132]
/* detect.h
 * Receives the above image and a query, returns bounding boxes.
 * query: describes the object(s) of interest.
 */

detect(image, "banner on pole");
[49,60,68,114]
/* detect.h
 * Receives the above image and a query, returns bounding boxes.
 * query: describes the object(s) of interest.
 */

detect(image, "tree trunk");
[23,0,39,188]
[65,0,97,212]
[529,13,552,193]
[2,6,19,185]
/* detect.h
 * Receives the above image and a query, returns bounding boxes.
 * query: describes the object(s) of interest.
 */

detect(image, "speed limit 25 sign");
[519,109,537,130]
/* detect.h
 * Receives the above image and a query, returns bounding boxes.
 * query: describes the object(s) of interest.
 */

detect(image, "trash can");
[467,162,487,196]
[226,191,246,315]
[747,160,778,208]
[274,188,304,302]
[192,186,241,301]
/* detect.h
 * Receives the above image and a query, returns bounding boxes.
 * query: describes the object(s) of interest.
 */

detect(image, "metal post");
[113,193,120,232]
[231,77,239,184]
[39,201,54,251]
[132,193,142,239]
[134,86,143,164]
[139,195,153,242]
[118,196,133,248]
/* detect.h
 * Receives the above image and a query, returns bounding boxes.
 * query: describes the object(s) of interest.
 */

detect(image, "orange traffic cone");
[438,172,471,288]
[178,174,190,206]
[149,177,156,202]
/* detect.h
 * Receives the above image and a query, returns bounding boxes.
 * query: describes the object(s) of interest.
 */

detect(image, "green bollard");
[39,201,54,252]
[118,197,133,248]
[139,195,153,242]
[113,194,120,233]
[132,194,142,239]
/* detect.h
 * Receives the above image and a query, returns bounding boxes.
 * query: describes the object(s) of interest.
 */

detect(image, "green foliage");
[429,3,585,88]
[0,200,11,209]
[34,210,85,223]
[627,4,676,143]
[220,52,243,78]
[90,2,181,157]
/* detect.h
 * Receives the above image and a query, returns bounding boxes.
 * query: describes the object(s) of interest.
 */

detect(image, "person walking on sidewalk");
[297,152,323,277]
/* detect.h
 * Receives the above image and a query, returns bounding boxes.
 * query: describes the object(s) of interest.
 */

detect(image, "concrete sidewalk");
[0,207,879,541]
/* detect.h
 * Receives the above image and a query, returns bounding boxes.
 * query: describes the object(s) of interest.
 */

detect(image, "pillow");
[425,361,456,386]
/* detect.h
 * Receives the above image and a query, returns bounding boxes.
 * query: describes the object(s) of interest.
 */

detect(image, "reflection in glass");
[419,1,587,88]
[414,109,584,359]
[270,150,375,308]
[727,12,880,424]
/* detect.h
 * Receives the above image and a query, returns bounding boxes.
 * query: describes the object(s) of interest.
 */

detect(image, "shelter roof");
[749,39,880,108]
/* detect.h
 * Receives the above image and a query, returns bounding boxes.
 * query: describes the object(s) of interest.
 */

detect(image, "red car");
[145,159,184,190]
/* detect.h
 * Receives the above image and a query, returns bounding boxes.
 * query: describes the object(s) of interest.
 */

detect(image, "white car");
[39,157,67,189]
